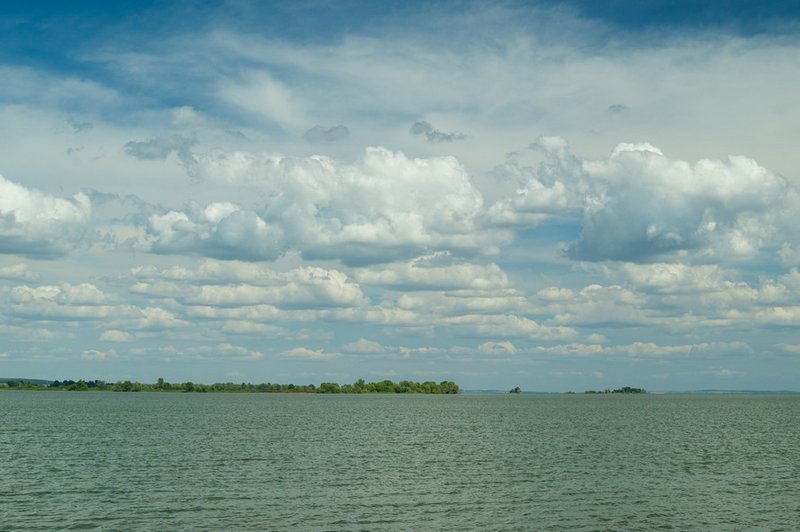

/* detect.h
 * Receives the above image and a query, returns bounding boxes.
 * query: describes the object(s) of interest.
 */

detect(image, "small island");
[0,377,460,394]
[583,386,647,394]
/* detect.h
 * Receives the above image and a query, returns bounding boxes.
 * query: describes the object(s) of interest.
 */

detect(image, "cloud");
[124,135,196,161]
[777,343,800,354]
[532,340,750,359]
[487,138,581,226]
[81,349,115,360]
[131,307,190,331]
[410,120,466,142]
[478,340,517,355]
[544,284,649,327]
[67,117,93,132]
[186,343,264,360]
[281,347,334,360]
[303,125,350,143]
[621,263,729,294]
[147,203,286,261]
[219,71,307,130]
[342,338,385,354]
[130,264,368,309]
[445,314,576,340]
[354,252,509,291]
[0,174,91,258]
[189,268,368,309]
[707,368,744,377]
[490,138,799,264]
[0,263,38,281]
[10,283,110,305]
[567,142,798,262]
[184,147,504,264]
[100,330,134,342]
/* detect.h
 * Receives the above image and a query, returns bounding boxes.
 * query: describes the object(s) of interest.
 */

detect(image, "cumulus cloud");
[81,349,114,360]
[490,138,799,264]
[0,175,91,258]
[281,347,334,360]
[189,268,368,309]
[100,330,134,342]
[410,120,466,142]
[446,314,576,340]
[184,147,504,264]
[354,252,509,291]
[342,338,385,353]
[147,203,285,261]
[570,142,798,262]
[543,284,650,327]
[130,264,368,309]
[621,263,730,294]
[478,340,517,355]
[303,124,349,143]
[532,340,750,359]
[487,138,581,226]
[0,263,38,281]
[131,307,190,331]
[10,283,109,305]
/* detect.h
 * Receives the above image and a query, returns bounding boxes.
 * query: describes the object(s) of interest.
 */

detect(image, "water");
[1,392,798,530]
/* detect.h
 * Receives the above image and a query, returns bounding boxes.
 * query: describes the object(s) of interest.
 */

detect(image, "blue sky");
[1,1,799,390]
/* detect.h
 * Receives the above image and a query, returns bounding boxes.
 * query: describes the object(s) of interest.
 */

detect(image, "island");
[0,377,460,394]
[583,386,647,394]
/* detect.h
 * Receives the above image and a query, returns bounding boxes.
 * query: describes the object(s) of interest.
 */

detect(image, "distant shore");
[0,377,460,394]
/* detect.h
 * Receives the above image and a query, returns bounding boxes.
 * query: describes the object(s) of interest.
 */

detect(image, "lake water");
[1,392,798,530]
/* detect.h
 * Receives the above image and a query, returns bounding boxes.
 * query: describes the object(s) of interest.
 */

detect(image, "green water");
[1,392,798,530]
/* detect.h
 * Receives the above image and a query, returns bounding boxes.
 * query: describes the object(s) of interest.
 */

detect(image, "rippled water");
[1,392,799,530]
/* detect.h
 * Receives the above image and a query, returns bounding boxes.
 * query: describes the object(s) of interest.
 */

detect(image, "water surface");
[1,392,798,530]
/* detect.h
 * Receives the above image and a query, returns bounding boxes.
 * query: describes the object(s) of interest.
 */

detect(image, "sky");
[1,1,799,391]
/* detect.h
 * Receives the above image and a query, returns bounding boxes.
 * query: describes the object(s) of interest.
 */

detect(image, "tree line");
[583,386,647,394]
[6,378,460,394]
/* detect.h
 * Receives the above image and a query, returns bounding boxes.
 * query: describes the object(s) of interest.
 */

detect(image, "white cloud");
[568,142,798,262]
[354,252,509,291]
[342,338,385,354]
[280,347,335,360]
[396,289,527,315]
[478,340,517,355]
[219,71,307,130]
[147,203,285,261]
[10,283,109,305]
[445,314,576,340]
[532,341,750,359]
[132,265,368,309]
[0,174,91,258]
[100,330,134,342]
[81,349,115,360]
[132,307,190,331]
[0,263,38,281]
[185,147,506,264]
[546,284,649,327]
[621,263,729,294]
[777,344,800,355]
